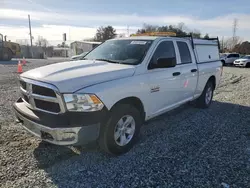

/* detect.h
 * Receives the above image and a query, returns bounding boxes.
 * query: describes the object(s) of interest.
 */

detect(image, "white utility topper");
[14,32,223,155]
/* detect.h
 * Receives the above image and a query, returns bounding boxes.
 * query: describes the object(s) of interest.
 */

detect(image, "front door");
[146,40,182,117]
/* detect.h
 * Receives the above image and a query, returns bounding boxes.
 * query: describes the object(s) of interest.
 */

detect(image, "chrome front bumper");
[234,63,245,67]
[13,98,102,146]
[15,110,82,145]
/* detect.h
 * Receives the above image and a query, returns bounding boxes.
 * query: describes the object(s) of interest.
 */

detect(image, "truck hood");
[21,60,136,92]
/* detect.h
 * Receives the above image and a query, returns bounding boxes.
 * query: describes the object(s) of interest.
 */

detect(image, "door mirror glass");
[150,57,176,69]
[157,57,176,68]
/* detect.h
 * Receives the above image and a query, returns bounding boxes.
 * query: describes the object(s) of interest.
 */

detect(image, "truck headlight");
[63,94,104,112]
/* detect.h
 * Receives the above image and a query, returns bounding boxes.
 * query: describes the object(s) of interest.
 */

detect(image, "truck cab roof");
[110,36,219,45]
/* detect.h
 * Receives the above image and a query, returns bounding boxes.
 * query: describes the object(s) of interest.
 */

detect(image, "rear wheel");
[3,48,12,61]
[99,104,142,155]
[195,80,214,108]
[221,60,225,66]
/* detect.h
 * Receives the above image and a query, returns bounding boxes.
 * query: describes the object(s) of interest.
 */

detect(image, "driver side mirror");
[149,57,176,69]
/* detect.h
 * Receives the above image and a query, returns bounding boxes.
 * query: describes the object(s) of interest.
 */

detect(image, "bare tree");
[136,23,158,34]
[36,36,49,47]
[223,36,242,52]
[204,33,210,39]
[190,29,201,38]
[233,41,250,54]
[117,33,126,38]
[177,22,185,31]
[16,39,30,46]
[94,26,116,42]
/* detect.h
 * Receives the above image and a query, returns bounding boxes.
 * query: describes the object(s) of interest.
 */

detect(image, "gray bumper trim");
[15,110,100,146]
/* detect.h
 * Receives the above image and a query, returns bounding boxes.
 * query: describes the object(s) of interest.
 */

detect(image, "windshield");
[242,56,250,59]
[83,39,153,65]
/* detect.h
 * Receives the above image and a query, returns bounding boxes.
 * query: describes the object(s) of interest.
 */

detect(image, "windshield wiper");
[94,59,120,64]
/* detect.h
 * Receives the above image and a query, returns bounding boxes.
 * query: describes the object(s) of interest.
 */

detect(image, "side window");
[227,54,233,58]
[235,54,240,58]
[149,41,176,67]
[177,41,192,64]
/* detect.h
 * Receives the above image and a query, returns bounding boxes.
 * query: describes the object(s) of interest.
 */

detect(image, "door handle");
[191,69,197,72]
[172,72,181,76]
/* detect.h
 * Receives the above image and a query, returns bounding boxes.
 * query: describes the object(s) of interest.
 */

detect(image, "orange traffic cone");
[17,61,23,74]
[22,57,26,65]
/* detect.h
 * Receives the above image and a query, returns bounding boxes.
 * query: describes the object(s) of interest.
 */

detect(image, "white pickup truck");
[14,35,222,155]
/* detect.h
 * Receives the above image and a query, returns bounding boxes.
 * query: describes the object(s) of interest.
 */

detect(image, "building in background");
[14,40,102,59]
[53,47,70,57]
[17,46,43,58]
[70,41,101,56]
[16,45,54,59]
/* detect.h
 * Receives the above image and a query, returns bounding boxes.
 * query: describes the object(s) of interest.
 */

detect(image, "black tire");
[246,63,250,68]
[3,48,12,61]
[221,60,225,66]
[99,104,142,155]
[195,80,214,108]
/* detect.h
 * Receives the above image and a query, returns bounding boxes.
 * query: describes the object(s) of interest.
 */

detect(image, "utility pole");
[221,36,224,53]
[63,33,67,57]
[127,25,129,37]
[28,14,33,58]
[232,18,238,50]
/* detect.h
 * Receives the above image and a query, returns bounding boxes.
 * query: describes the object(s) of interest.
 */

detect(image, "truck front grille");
[34,99,61,113]
[32,85,57,97]
[19,78,65,114]
[20,80,26,90]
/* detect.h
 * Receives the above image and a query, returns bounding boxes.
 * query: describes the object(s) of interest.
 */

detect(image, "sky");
[1,0,250,46]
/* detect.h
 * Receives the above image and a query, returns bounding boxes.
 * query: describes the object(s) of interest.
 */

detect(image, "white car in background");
[233,55,250,67]
[220,53,240,66]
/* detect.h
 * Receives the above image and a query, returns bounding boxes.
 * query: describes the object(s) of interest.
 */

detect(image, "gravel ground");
[0,60,250,188]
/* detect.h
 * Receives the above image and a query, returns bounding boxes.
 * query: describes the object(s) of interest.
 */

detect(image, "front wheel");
[195,81,214,108]
[99,104,142,155]
[3,48,12,61]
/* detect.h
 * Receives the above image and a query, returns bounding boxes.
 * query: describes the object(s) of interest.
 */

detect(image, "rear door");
[175,40,198,102]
